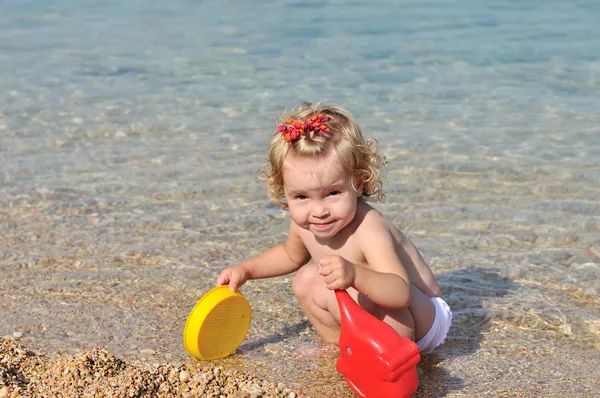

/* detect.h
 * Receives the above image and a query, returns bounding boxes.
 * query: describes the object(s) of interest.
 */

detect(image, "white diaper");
[416,297,452,353]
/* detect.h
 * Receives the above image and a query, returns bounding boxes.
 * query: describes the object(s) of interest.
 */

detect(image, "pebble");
[244,385,263,398]
[179,370,190,382]
[153,192,168,201]
[12,332,23,339]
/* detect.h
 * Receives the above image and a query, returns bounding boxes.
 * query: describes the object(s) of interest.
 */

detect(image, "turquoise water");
[1,1,599,394]
[3,1,600,147]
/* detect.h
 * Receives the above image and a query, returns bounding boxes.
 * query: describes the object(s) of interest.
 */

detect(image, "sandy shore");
[2,324,599,397]
[1,252,599,397]
[1,168,600,397]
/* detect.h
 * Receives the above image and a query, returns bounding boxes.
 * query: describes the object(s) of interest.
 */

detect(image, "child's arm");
[217,221,311,291]
[319,255,410,309]
[318,212,411,308]
[354,214,414,308]
[395,233,442,298]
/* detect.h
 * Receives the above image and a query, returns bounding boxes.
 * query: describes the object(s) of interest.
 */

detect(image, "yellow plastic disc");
[183,286,252,360]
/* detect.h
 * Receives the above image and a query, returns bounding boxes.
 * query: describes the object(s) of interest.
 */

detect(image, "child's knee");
[292,263,319,299]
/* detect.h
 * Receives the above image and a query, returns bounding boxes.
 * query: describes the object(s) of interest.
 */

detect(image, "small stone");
[0,387,8,398]
[244,385,262,398]
[153,192,168,201]
[12,331,23,338]
[179,370,190,382]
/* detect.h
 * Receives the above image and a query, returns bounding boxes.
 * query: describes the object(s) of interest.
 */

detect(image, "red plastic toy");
[335,289,421,398]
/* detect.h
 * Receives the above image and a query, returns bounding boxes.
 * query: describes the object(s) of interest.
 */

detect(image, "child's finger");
[323,273,337,285]
[228,273,241,291]
[216,271,230,286]
[325,280,341,290]
[318,255,333,266]
[319,264,332,276]
[326,278,349,291]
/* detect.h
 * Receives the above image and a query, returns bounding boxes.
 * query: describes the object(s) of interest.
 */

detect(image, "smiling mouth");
[312,221,334,230]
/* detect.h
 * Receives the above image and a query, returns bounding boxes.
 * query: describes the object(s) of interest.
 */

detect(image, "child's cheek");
[289,207,305,226]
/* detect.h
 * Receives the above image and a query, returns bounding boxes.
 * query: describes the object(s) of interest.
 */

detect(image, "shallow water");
[1,0,600,396]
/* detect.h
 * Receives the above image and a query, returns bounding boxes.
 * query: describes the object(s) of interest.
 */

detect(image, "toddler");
[217,103,452,353]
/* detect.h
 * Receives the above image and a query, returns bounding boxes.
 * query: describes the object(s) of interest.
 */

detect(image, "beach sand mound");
[0,337,300,398]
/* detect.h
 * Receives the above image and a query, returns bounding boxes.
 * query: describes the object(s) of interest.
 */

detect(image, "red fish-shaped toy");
[335,289,420,398]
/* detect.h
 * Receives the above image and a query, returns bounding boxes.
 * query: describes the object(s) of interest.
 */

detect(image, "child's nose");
[312,203,329,217]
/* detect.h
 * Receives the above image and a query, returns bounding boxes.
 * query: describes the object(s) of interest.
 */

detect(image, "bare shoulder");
[353,202,400,256]
[355,202,402,241]
[355,204,413,259]
[356,202,443,297]
[355,202,389,233]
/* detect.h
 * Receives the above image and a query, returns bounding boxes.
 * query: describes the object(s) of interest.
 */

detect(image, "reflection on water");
[1,0,599,395]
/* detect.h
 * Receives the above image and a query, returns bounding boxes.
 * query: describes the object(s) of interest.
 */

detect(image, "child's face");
[283,150,362,240]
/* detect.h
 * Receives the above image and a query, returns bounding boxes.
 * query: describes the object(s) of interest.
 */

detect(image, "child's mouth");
[312,221,334,230]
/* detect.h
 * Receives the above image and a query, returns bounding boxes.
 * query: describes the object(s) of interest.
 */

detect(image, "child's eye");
[328,191,341,196]
[296,195,308,200]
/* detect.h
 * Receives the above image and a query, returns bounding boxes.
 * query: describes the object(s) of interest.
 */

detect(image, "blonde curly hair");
[262,102,386,209]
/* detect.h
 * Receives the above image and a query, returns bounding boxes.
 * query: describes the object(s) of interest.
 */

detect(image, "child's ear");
[355,175,365,197]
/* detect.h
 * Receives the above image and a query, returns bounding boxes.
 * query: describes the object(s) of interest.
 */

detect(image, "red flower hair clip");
[277,114,331,144]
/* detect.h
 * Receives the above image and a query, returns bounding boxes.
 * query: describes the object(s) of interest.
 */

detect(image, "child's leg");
[407,284,436,342]
[292,263,419,343]
[292,263,341,343]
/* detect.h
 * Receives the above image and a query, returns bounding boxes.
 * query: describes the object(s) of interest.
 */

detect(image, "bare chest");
[299,229,367,266]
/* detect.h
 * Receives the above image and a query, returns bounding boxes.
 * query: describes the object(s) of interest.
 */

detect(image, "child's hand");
[318,255,356,290]
[216,265,250,292]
